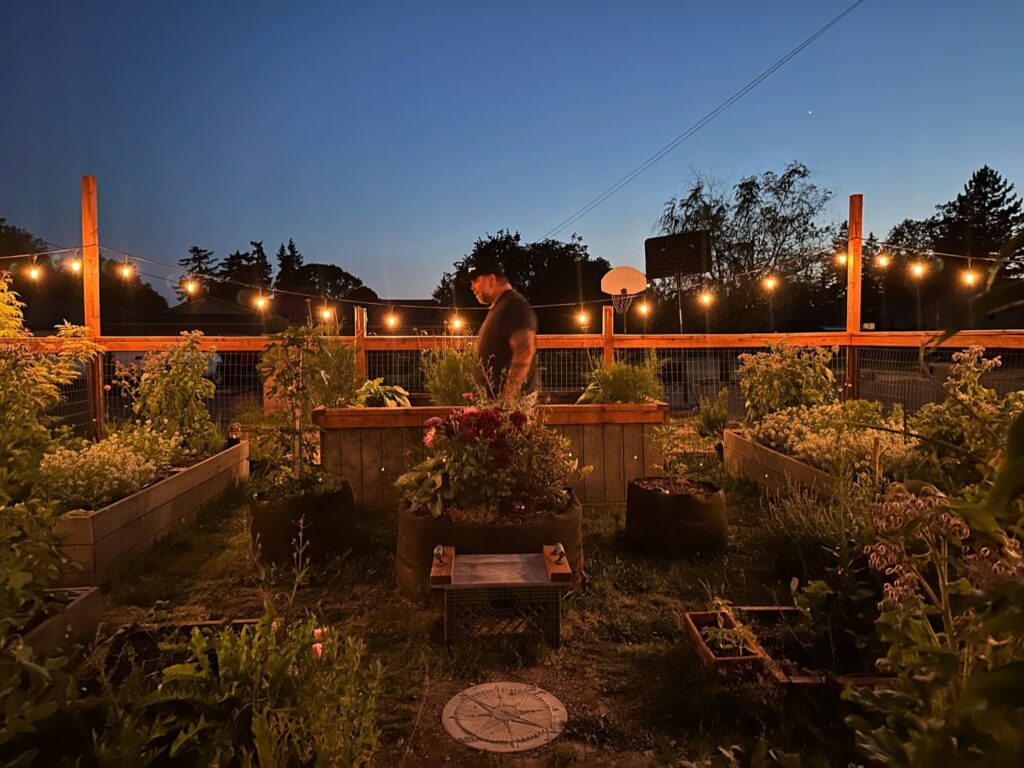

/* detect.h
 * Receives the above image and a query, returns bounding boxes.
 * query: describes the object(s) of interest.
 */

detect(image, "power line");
[541,0,868,240]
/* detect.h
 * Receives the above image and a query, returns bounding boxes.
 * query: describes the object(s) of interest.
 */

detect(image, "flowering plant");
[737,341,837,422]
[397,405,588,522]
[750,400,915,478]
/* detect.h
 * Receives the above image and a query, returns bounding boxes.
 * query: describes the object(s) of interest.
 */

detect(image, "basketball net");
[611,288,635,315]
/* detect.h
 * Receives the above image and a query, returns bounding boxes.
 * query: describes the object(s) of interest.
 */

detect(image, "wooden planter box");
[683,610,770,673]
[24,587,104,654]
[57,440,249,586]
[313,402,668,509]
[722,429,835,495]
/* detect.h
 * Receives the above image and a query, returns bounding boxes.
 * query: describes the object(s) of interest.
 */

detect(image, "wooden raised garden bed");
[722,429,835,495]
[684,609,770,673]
[24,587,104,655]
[57,440,249,586]
[313,402,668,509]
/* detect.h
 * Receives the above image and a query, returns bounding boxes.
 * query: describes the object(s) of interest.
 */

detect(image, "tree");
[248,241,274,288]
[656,161,836,331]
[933,166,1024,278]
[176,246,217,300]
[432,231,610,333]
[275,239,304,289]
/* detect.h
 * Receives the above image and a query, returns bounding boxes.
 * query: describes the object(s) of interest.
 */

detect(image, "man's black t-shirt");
[476,288,539,397]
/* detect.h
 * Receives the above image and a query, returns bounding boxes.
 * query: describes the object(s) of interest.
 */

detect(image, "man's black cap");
[463,254,505,281]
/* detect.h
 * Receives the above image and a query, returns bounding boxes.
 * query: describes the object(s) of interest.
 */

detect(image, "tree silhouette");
[176,246,217,299]
[275,239,303,289]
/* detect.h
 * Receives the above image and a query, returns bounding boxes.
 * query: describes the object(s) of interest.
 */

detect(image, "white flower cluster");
[750,400,916,477]
[38,424,184,512]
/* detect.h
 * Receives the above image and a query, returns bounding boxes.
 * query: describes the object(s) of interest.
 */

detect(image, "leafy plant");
[0,277,101,503]
[577,353,663,404]
[697,387,731,439]
[700,601,755,658]
[123,608,383,766]
[422,344,480,405]
[257,324,359,489]
[910,346,1024,493]
[116,331,223,455]
[737,342,836,422]
[355,377,410,407]
[397,405,589,521]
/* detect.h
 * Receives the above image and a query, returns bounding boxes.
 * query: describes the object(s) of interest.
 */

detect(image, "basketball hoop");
[602,266,648,333]
[611,288,634,314]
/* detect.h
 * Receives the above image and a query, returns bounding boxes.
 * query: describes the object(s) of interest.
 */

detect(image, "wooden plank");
[602,306,615,367]
[622,423,646,483]
[602,423,625,503]
[429,546,455,586]
[359,428,384,511]
[380,427,405,509]
[582,424,604,503]
[543,545,573,583]
[88,442,247,541]
[402,426,425,465]
[338,430,363,505]
[320,429,342,478]
[81,176,100,337]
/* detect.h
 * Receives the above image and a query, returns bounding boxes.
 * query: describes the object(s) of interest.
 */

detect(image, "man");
[465,255,539,403]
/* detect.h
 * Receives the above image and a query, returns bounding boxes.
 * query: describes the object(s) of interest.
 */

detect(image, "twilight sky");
[2,1,1022,300]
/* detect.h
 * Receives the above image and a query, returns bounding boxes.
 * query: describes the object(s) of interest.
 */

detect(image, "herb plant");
[577,353,663,404]
[737,342,837,422]
[422,343,480,405]
[355,377,411,407]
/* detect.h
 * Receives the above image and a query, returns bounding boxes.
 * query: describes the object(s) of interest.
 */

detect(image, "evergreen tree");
[933,165,1024,277]
[248,241,274,288]
[176,246,217,300]
[275,238,304,289]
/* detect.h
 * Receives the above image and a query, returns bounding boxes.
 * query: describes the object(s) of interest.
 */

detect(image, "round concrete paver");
[441,682,567,753]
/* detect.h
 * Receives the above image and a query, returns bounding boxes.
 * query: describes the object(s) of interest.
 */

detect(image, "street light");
[909,262,926,329]
[763,276,778,332]
[698,291,713,333]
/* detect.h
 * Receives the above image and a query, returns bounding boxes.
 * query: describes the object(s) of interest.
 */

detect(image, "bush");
[910,346,1024,492]
[737,342,836,422]
[697,387,731,439]
[397,405,588,521]
[117,331,223,455]
[749,400,915,479]
[37,428,180,511]
[577,353,663,404]
[355,377,410,407]
[423,344,480,405]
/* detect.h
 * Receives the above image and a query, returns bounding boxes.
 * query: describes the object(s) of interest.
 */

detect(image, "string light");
[699,291,714,306]
[576,310,590,327]
[27,261,41,281]
[910,262,926,279]
[637,301,650,316]
[68,257,82,274]
[449,316,464,332]
[835,252,848,266]
[763,275,778,292]
[385,313,398,330]
[182,278,199,296]
[962,269,978,287]
[320,305,335,322]
[876,253,891,269]
[119,260,134,279]
[255,294,269,311]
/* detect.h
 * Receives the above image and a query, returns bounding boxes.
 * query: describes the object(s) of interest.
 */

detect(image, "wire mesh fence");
[29,338,1024,434]
[101,350,263,427]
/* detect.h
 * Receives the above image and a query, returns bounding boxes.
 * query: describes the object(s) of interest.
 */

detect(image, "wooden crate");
[313,402,669,509]
[57,440,249,586]
[722,429,835,495]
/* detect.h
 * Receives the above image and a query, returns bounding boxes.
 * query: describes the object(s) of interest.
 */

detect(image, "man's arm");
[503,328,536,401]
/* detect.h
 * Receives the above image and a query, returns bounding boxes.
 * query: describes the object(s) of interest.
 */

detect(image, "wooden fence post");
[81,175,104,436]
[602,305,615,367]
[845,193,863,400]
[354,305,368,378]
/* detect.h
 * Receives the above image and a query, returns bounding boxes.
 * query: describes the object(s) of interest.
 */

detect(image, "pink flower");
[424,427,437,448]
[462,391,474,400]
[313,627,326,642]
[103,384,112,392]
[312,642,324,659]
[424,417,443,428]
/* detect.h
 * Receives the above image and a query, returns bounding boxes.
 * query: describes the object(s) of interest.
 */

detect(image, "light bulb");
[69,259,82,273]
[28,265,41,281]
[763,276,778,291]
[119,263,133,279]
[911,262,926,279]
[876,254,891,269]
[836,253,848,266]
[699,292,713,306]
[637,302,650,316]
[183,279,198,295]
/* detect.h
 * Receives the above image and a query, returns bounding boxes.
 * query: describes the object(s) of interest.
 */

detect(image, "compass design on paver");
[441,682,567,753]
